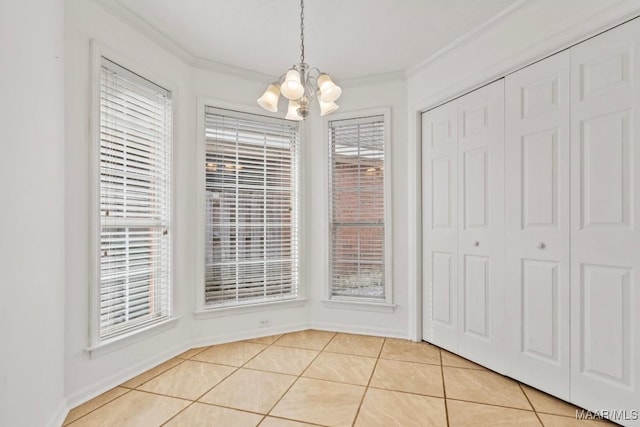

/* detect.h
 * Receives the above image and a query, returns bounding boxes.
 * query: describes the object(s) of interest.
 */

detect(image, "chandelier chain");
[299,0,305,63]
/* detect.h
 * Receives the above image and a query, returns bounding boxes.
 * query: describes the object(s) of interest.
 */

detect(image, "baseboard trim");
[189,322,313,349]
[64,341,187,410]
[48,398,68,427]
[310,321,408,340]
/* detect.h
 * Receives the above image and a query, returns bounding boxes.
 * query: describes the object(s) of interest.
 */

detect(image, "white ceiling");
[107,0,521,81]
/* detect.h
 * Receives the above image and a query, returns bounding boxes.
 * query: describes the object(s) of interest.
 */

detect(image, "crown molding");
[339,70,407,88]
[405,0,537,78]
[191,56,277,83]
[95,0,195,65]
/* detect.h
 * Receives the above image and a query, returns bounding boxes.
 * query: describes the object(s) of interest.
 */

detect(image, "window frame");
[195,98,306,316]
[324,107,393,308]
[88,42,178,353]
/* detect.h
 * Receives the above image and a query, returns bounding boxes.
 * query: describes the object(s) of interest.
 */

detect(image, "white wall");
[0,0,66,426]
[64,0,310,408]
[405,0,640,340]
[64,0,193,406]
[306,79,410,338]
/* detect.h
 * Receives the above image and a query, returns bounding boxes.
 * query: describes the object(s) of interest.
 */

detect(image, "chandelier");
[257,0,342,120]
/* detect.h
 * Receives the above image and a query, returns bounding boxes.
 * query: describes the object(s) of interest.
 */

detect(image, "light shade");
[257,84,281,112]
[285,100,303,121]
[318,97,339,116]
[318,73,342,103]
[281,69,305,100]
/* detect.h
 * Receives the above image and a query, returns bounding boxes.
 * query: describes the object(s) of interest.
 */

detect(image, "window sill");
[322,299,396,313]
[86,316,181,359]
[195,298,308,319]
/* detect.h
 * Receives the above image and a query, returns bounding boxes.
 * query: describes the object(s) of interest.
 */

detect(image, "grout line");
[262,331,337,422]
[123,358,187,389]
[160,332,337,426]
[259,414,328,426]
[160,401,196,426]
[131,388,196,402]
[63,388,132,426]
[439,349,450,427]
[193,400,269,417]
[445,396,538,413]
[176,344,211,360]
[350,337,387,426]
[519,383,545,426]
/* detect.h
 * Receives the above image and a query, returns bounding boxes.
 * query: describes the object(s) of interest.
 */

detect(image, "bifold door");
[422,80,505,373]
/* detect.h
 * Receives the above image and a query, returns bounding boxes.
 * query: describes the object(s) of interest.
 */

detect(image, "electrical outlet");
[259,319,271,328]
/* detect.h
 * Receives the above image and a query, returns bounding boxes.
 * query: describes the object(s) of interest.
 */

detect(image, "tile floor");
[63,330,614,426]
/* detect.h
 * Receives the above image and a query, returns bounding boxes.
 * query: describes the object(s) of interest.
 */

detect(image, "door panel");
[432,251,454,324]
[521,259,559,361]
[521,130,558,228]
[580,264,632,385]
[463,148,489,229]
[457,80,505,373]
[571,18,640,418]
[505,50,571,398]
[463,254,490,339]
[580,110,631,228]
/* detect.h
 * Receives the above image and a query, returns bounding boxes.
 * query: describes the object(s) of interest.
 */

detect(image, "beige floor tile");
[246,334,284,345]
[271,378,365,426]
[380,338,441,365]
[176,346,209,360]
[538,413,615,426]
[138,360,235,400]
[259,417,318,427]
[441,349,486,370]
[192,341,267,367]
[522,385,581,417]
[355,387,447,427]
[302,352,376,386]
[323,333,384,357]
[274,330,335,350]
[447,399,541,426]
[67,390,189,427]
[443,367,532,410]
[120,358,184,389]
[164,402,263,427]
[370,358,444,397]
[200,368,296,414]
[244,346,318,375]
[64,387,129,425]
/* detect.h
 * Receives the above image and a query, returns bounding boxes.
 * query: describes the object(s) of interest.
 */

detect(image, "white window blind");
[204,107,299,307]
[98,58,172,341]
[329,115,386,300]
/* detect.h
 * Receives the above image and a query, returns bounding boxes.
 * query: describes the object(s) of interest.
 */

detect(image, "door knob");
[537,242,546,249]
[473,241,480,247]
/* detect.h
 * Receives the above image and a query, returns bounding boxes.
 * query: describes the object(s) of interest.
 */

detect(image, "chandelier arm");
[307,67,321,78]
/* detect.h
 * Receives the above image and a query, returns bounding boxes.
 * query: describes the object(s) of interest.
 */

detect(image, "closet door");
[457,80,505,372]
[422,101,459,352]
[505,51,571,398]
[570,18,640,417]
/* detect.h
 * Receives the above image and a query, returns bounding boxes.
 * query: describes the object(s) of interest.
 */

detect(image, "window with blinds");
[204,107,299,307]
[329,115,387,300]
[98,57,172,341]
